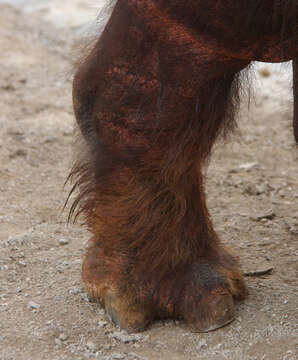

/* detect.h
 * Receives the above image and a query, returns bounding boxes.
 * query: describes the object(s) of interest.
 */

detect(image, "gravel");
[109,332,145,344]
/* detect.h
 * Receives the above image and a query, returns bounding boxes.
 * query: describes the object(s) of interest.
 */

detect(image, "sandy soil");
[0,3,297,360]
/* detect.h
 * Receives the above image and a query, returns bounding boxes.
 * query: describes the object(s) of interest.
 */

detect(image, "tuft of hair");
[95,0,117,35]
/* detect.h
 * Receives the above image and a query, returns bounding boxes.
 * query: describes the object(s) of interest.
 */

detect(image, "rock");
[112,353,125,360]
[244,184,259,196]
[55,338,62,346]
[244,182,272,196]
[17,261,26,267]
[56,266,64,273]
[254,210,276,221]
[44,136,57,144]
[196,339,207,350]
[69,287,81,295]
[86,341,97,352]
[238,162,259,171]
[284,220,298,235]
[59,333,68,341]
[98,320,108,328]
[28,301,40,310]
[58,238,69,246]
[80,293,90,302]
[255,183,272,195]
[128,353,147,360]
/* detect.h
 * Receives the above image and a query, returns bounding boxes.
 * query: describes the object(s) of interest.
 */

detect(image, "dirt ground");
[0,3,297,360]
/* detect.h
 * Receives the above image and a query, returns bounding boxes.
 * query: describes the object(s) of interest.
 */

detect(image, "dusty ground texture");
[0,3,297,360]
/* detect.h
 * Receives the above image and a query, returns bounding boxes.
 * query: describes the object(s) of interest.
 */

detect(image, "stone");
[55,338,62,346]
[28,301,40,310]
[196,339,207,350]
[58,238,69,246]
[238,162,259,171]
[86,341,97,352]
[59,333,68,341]
[112,353,125,360]
[98,320,108,328]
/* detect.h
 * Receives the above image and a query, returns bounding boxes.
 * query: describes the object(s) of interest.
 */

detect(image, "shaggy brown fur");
[69,0,298,332]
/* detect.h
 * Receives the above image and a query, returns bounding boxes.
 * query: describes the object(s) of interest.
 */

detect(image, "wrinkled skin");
[70,0,298,332]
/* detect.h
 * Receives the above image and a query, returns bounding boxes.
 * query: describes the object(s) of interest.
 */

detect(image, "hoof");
[82,244,246,333]
[104,290,152,333]
[192,292,234,332]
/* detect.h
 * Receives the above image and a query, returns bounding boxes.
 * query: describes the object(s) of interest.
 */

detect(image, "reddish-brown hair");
[68,0,297,277]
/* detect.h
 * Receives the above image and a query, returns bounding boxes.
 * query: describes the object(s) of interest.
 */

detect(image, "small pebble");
[98,320,108,328]
[56,266,64,273]
[28,301,40,310]
[128,354,138,360]
[244,184,259,196]
[55,338,62,347]
[128,353,146,360]
[86,341,97,352]
[44,136,57,144]
[196,339,207,350]
[239,162,259,171]
[112,353,125,360]
[59,333,68,341]
[255,210,276,221]
[17,261,26,267]
[69,287,81,295]
[80,293,91,302]
[58,239,69,246]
